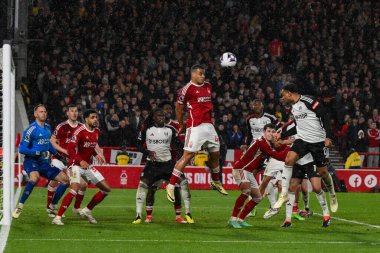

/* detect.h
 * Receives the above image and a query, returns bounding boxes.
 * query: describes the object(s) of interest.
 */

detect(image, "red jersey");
[53,121,83,158]
[168,120,185,143]
[177,81,213,128]
[233,137,290,172]
[367,128,380,148]
[67,125,100,165]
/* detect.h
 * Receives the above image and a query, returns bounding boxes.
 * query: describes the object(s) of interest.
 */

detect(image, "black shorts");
[292,163,320,179]
[291,139,327,167]
[140,161,174,184]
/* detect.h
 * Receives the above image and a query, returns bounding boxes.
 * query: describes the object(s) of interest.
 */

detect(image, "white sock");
[136,182,148,217]
[281,165,293,195]
[316,190,330,216]
[180,180,191,214]
[302,191,309,210]
[266,182,278,208]
[286,192,296,221]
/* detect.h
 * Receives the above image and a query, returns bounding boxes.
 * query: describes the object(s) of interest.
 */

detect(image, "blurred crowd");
[25,0,379,162]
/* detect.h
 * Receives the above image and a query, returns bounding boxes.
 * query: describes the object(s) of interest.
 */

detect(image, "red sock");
[87,191,107,210]
[211,167,220,181]
[174,205,182,216]
[169,169,183,185]
[57,190,76,216]
[47,184,57,208]
[238,200,258,220]
[232,193,248,217]
[74,191,85,209]
[146,206,153,216]
[293,201,298,213]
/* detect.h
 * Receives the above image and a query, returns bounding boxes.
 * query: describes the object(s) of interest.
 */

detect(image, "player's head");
[280,83,299,104]
[252,99,264,114]
[191,64,206,85]
[159,100,173,120]
[83,109,98,128]
[263,123,276,141]
[34,104,47,122]
[143,108,165,129]
[66,104,78,122]
[153,108,165,127]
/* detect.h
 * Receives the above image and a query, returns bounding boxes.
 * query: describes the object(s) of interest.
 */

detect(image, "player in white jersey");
[274,83,338,213]
[132,108,189,224]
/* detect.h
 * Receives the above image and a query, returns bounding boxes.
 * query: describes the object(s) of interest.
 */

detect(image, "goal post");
[1,42,17,226]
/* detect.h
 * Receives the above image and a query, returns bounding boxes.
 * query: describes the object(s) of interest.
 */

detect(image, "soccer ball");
[220,52,237,67]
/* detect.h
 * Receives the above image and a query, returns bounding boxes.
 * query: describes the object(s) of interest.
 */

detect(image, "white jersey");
[292,95,327,143]
[138,125,176,162]
[246,112,277,143]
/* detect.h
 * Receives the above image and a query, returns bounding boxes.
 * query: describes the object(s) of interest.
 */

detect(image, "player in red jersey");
[166,65,227,203]
[47,104,88,217]
[228,124,290,228]
[52,109,111,225]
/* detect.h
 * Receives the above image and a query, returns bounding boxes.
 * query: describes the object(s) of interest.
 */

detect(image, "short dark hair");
[159,100,172,108]
[34,103,46,111]
[263,123,276,131]
[67,104,78,109]
[83,109,97,119]
[191,64,205,72]
[281,83,298,93]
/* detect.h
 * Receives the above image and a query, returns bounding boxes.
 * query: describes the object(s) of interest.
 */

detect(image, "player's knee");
[242,188,251,196]
[252,196,263,203]
[285,156,296,166]
[138,181,149,189]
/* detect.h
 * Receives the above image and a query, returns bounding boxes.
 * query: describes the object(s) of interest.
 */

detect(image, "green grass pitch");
[4,188,380,253]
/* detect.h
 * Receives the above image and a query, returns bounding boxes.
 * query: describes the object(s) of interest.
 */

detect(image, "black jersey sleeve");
[137,129,150,156]
[303,97,333,139]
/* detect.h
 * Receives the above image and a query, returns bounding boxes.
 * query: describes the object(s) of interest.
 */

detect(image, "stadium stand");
[25,0,379,161]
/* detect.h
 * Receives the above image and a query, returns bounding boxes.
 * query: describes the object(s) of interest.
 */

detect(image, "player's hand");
[240,145,248,151]
[80,160,90,169]
[325,138,332,148]
[148,151,157,161]
[95,154,106,164]
[38,151,50,159]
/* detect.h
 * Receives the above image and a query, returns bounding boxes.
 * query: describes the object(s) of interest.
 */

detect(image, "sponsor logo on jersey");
[197,96,211,102]
[83,141,97,148]
[148,139,170,144]
[294,113,307,119]
[37,138,50,145]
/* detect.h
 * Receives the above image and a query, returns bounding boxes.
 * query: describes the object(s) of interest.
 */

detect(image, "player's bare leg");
[299,179,313,217]
[291,185,305,221]
[274,151,298,209]
[208,151,228,195]
[80,179,111,224]
[317,166,338,212]
[166,150,195,203]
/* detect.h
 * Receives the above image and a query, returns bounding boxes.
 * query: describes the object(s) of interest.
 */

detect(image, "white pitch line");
[314,213,380,229]
[13,238,379,245]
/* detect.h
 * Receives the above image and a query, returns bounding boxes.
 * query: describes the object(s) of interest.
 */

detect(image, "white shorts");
[232,169,259,189]
[264,158,284,177]
[68,165,104,185]
[184,123,220,153]
[51,158,67,171]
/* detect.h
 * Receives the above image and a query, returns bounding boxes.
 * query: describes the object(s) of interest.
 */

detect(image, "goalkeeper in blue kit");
[12,104,69,219]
